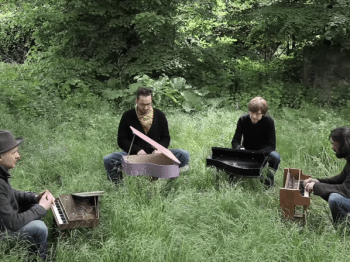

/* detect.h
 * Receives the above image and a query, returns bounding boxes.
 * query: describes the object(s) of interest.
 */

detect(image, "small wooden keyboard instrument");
[280,168,311,220]
[51,191,104,230]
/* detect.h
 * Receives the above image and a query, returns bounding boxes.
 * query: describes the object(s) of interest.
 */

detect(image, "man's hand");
[152,150,161,154]
[35,190,47,203]
[38,191,55,210]
[305,182,316,193]
[303,178,319,187]
[137,150,147,155]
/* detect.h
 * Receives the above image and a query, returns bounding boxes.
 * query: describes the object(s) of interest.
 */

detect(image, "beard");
[335,150,348,159]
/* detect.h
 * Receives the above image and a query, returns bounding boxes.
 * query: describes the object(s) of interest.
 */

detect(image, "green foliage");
[102,74,204,112]
[10,0,193,93]
[0,11,32,63]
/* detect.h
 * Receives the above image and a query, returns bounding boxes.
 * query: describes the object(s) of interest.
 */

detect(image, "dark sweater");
[231,114,276,152]
[0,166,46,232]
[118,108,170,154]
[313,161,350,199]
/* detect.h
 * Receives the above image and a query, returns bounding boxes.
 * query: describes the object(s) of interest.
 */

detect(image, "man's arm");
[13,189,37,204]
[231,117,243,149]
[259,117,276,152]
[117,112,143,154]
[157,111,170,148]
[313,163,350,198]
[0,188,46,232]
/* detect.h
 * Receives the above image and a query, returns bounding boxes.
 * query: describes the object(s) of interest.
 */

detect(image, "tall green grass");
[1,101,350,261]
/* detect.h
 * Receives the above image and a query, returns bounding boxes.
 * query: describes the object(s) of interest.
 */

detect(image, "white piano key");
[52,204,64,225]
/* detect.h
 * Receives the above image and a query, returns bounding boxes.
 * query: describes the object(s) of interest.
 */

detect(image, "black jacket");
[0,166,46,232]
[231,114,276,152]
[117,108,170,154]
[314,161,350,200]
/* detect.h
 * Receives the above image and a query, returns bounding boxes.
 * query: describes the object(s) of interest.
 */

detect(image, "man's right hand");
[303,178,319,187]
[137,150,147,155]
[39,191,55,210]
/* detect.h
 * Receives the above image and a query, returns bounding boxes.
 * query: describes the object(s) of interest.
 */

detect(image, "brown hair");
[136,87,153,99]
[330,126,350,160]
[248,97,268,114]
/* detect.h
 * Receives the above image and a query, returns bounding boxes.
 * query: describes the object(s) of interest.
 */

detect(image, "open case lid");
[71,191,105,197]
[130,126,180,165]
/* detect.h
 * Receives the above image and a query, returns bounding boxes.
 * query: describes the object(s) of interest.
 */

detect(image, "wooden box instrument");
[280,168,311,220]
[121,126,180,179]
[51,191,104,230]
[206,147,268,177]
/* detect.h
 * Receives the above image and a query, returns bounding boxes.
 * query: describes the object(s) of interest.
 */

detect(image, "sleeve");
[0,187,46,232]
[231,118,243,149]
[259,117,276,152]
[117,112,143,154]
[13,189,37,204]
[313,163,350,198]
[158,111,170,148]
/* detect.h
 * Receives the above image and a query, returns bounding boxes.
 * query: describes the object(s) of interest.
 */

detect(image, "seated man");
[231,97,280,186]
[104,87,190,183]
[0,130,55,260]
[304,127,350,224]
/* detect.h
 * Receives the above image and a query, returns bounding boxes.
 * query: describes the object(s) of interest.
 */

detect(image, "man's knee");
[19,220,48,245]
[328,193,342,207]
[268,151,281,164]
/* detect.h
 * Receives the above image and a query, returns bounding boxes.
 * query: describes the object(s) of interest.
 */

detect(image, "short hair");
[248,97,268,114]
[136,87,153,99]
[330,126,350,159]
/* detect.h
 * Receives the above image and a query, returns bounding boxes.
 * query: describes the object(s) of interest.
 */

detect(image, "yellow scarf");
[136,105,154,134]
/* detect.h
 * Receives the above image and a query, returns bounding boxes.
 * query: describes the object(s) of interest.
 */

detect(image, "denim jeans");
[104,149,190,182]
[328,193,350,223]
[262,151,281,187]
[267,151,281,171]
[1,219,48,260]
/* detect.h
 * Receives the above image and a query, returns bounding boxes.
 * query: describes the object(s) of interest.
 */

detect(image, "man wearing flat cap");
[0,130,55,260]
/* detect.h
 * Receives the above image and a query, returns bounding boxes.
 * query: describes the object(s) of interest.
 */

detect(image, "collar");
[0,165,11,179]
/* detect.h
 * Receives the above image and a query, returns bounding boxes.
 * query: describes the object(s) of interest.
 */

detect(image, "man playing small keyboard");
[231,97,280,186]
[104,87,190,184]
[304,127,350,224]
[0,130,55,260]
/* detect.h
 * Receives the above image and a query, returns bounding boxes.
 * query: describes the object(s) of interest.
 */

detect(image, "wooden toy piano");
[51,191,104,230]
[280,168,311,221]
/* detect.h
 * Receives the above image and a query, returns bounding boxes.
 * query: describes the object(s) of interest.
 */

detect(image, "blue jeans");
[267,151,281,171]
[104,149,190,182]
[328,193,350,223]
[262,151,281,187]
[1,219,48,260]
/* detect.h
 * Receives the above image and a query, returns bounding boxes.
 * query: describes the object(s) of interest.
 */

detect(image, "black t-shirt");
[231,114,276,152]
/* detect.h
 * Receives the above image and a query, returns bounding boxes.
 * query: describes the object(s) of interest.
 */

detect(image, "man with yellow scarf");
[103,87,190,184]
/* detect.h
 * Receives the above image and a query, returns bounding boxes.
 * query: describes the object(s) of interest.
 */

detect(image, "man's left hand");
[35,190,54,203]
[152,150,162,154]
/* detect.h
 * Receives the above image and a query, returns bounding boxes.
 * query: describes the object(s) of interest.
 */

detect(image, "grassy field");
[1,101,350,261]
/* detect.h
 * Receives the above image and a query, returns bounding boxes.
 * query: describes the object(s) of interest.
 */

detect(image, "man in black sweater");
[304,127,350,224]
[104,87,190,183]
[231,97,280,186]
[0,130,55,260]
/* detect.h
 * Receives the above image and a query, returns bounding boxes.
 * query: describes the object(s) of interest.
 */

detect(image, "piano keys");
[280,168,311,221]
[51,191,104,230]
[121,126,181,179]
[206,147,268,177]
